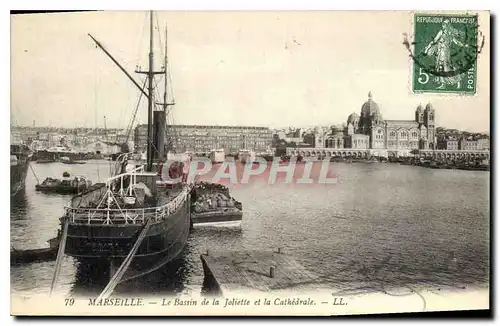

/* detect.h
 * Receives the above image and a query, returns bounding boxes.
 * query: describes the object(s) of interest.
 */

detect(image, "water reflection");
[70,259,112,297]
[11,190,28,220]
[117,250,191,296]
[70,246,194,297]
[191,223,243,238]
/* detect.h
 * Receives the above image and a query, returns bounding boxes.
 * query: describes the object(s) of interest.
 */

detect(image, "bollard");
[206,249,209,256]
[269,266,275,278]
[277,247,281,254]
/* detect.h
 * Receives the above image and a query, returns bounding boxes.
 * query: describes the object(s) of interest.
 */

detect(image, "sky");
[10,11,490,132]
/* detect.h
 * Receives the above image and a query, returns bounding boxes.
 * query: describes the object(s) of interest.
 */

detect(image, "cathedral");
[323,91,436,156]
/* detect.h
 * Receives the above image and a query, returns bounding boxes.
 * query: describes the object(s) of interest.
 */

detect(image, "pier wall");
[286,147,490,159]
[418,149,490,159]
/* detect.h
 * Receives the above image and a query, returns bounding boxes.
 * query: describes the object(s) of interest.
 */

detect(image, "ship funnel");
[153,110,166,160]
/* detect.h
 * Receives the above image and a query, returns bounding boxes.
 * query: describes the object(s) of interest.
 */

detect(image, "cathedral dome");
[347,112,360,125]
[372,110,383,122]
[361,91,382,118]
[416,103,424,112]
[425,102,434,111]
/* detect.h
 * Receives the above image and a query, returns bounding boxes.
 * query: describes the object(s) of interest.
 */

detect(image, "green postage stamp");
[411,14,480,94]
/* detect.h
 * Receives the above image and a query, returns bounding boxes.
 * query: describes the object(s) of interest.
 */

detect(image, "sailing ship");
[11,143,33,197]
[53,12,193,287]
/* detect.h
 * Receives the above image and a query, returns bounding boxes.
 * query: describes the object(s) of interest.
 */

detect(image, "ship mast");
[88,11,161,171]
[163,24,168,114]
[162,24,168,154]
[156,23,175,154]
[146,10,154,172]
[136,11,163,171]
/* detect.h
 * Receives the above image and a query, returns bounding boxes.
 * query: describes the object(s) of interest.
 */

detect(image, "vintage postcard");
[10,10,490,316]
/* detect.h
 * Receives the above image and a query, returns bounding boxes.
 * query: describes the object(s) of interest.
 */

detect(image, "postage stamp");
[411,14,480,94]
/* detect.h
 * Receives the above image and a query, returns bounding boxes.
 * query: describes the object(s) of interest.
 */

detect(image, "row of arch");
[419,151,489,159]
[286,149,489,159]
[288,150,370,158]
[373,127,425,140]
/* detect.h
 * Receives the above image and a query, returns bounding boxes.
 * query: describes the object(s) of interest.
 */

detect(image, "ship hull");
[65,199,191,282]
[35,184,90,195]
[35,150,87,162]
[11,154,31,198]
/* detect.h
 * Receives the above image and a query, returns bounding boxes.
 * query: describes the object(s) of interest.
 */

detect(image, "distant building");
[437,136,459,150]
[344,133,369,149]
[459,137,479,151]
[306,91,437,157]
[84,140,121,155]
[341,92,436,155]
[134,124,273,154]
[283,128,302,144]
[11,129,22,145]
[325,132,345,149]
[477,138,490,150]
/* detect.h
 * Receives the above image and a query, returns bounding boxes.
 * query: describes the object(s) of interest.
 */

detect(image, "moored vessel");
[11,143,33,197]
[35,172,91,194]
[190,181,243,224]
[209,149,225,164]
[239,149,256,164]
[51,12,194,292]
[60,156,86,164]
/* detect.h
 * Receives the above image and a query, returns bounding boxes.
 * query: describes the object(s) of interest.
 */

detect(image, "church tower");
[314,126,325,148]
[415,104,424,124]
[424,102,436,149]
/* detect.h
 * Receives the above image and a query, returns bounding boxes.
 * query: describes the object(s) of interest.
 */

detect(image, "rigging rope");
[28,163,40,184]
[49,219,69,296]
[94,51,101,181]
[125,77,148,145]
[155,14,165,63]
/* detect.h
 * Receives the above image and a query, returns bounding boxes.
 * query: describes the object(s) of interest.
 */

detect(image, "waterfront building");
[282,128,303,144]
[134,124,273,154]
[285,93,489,159]
[349,92,435,153]
[84,140,122,155]
[343,133,369,149]
[325,132,346,149]
[459,137,479,151]
[477,138,490,151]
[437,136,459,150]
[313,91,437,157]
[11,129,22,145]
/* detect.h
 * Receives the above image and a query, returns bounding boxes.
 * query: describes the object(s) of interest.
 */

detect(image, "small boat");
[191,208,243,224]
[190,181,243,224]
[239,149,256,164]
[209,149,225,164]
[35,172,92,194]
[11,236,60,265]
[36,158,55,164]
[260,154,274,162]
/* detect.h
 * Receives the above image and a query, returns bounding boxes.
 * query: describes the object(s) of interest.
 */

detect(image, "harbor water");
[10,160,490,297]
